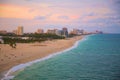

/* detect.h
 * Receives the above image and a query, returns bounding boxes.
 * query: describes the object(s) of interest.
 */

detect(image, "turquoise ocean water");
[13,34,120,80]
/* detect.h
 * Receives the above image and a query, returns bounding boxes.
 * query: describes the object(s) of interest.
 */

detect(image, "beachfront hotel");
[47,29,57,34]
[62,27,68,37]
[13,26,24,35]
[70,29,85,35]
[17,26,23,35]
[46,28,69,37]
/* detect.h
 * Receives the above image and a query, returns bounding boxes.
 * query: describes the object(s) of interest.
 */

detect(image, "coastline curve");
[1,35,89,80]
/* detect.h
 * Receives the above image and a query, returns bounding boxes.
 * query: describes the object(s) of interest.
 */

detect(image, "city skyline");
[0,26,102,34]
[0,0,120,33]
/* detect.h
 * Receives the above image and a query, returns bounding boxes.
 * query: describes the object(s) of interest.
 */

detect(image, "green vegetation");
[9,42,16,48]
[0,33,17,37]
[1,33,65,48]
[2,37,17,48]
[0,33,65,39]
[22,33,65,39]
[2,33,65,44]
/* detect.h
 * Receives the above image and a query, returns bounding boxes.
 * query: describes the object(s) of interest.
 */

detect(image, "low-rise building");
[47,29,57,34]
[13,30,18,34]
[36,29,44,34]
[21,37,30,40]
[0,30,7,34]
[0,39,4,44]
[0,36,4,44]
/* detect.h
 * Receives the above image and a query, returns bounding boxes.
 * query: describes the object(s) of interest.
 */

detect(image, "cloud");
[87,12,96,16]
[25,0,32,1]
[28,8,35,13]
[83,13,120,27]
[0,4,35,19]
[110,0,120,13]
[58,16,69,20]
[115,0,120,12]
[114,0,120,4]
[34,16,46,20]
[73,12,120,28]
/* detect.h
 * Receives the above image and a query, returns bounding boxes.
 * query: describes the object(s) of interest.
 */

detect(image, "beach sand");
[0,36,83,79]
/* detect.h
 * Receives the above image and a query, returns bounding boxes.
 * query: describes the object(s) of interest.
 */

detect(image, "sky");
[0,0,120,33]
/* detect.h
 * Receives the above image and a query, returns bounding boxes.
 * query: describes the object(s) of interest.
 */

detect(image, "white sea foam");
[1,36,88,80]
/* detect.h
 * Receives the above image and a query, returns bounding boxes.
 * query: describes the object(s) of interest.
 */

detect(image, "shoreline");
[0,35,84,79]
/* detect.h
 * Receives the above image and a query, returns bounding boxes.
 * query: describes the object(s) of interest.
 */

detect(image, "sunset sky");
[0,0,120,33]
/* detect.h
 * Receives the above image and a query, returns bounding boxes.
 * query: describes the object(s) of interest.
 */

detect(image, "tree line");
[1,33,65,48]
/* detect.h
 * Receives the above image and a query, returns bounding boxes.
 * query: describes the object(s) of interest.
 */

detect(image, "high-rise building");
[56,30,63,36]
[72,29,79,35]
[72,29,82,35]
[70,29,84,35]
[79,29,84,34]
[17,26,23,35]
[62,27,68,37]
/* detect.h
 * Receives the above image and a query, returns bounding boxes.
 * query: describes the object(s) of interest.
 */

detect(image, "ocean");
[10,34,120,80]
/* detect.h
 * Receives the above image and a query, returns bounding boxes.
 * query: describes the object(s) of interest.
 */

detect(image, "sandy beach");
[0,36,83,79]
